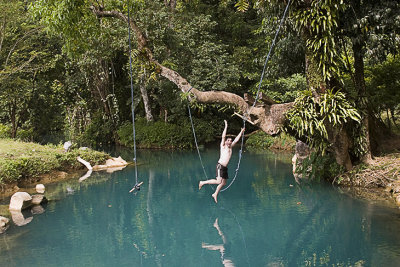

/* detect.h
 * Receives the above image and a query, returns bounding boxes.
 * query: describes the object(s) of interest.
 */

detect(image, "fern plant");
[286,89,361,154]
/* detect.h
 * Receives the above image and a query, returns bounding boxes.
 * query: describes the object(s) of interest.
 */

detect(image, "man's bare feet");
[199,181,204,190]
[212,193,218,203]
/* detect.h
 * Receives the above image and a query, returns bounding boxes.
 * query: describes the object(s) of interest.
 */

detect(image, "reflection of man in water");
[202,218,235,267]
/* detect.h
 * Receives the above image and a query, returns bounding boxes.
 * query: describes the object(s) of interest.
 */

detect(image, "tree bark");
[304,44,353,171]
[353,41,373,163]
[139,70,154,122]
[0,17,6,53]
[9,101,17,138]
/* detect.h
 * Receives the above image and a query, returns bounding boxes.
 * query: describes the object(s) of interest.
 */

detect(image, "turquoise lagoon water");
[1,149,400,266]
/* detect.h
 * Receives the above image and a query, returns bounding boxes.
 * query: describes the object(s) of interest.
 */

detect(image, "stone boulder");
[9,192,32,211]
[0,216,10,234]
[36,184,45,194]
[93,156,128,171]
[31,194,47,205]
[63,141,72,152]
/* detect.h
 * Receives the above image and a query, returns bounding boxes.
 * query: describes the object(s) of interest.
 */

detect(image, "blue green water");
[1,149,400,266]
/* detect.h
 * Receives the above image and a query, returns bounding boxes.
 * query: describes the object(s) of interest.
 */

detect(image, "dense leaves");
[287,89,361,154]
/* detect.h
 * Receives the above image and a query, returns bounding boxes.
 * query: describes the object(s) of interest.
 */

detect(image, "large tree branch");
[91,5,293,135]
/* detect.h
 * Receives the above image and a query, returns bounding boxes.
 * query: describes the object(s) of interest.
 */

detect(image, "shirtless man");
[199,120,245,203]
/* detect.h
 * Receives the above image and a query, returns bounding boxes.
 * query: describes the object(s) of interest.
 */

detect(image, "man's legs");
[212,178,226,203]
[199,176,222,190]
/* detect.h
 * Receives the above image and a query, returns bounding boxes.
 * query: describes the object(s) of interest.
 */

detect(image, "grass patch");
[0,139,110,185]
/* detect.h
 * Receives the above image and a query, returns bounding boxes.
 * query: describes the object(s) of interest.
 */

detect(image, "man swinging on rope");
[199,120,245,203]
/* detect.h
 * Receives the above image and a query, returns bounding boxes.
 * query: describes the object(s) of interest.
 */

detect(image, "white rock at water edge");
[36,184,45,194]
[9,192,32,211]
[0,216,10,234]
[31,194,46,205]
[63,141,72,152]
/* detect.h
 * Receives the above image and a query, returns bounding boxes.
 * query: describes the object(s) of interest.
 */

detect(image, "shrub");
[0,139,110,184]
[55,149,110,169]
[245,131,295,151]
[245,131,275,150]
[16,128,34,142]
[75,114,115,148]
[117,118,217,149]
[0,124,11,138]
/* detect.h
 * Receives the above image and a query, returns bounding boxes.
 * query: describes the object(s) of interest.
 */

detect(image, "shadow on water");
[1,148,400,266]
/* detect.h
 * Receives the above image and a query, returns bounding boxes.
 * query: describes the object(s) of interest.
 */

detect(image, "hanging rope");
[127,2,141,192]
[187,91,209,179]
[188,0,292,192]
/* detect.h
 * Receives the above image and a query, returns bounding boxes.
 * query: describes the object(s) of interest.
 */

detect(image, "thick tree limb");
[91,5,293,135]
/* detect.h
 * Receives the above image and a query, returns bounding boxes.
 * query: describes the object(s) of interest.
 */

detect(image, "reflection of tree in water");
[248,152,379,266]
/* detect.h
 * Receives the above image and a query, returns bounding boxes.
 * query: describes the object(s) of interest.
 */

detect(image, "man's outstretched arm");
[232,128,245,147]
[220,120,228,147]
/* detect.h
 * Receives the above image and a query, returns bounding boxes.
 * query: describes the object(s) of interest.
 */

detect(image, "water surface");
[1,149,400,266]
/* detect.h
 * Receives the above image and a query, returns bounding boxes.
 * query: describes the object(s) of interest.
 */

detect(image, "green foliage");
[16,128,34,142]
[0,124,11,138]
[365,54,400,114]
[235,0,250,12]
[0,0,65,140]
[286,89,361,154]
[297,152,345,182]
[245,131,275,150]
[74,113,116,148]
[258,73,307,103]
[292,0,346,81]
[0,139,109,184]
[55,149,110,170]
[246,131,295,151]
[117,118,216,149]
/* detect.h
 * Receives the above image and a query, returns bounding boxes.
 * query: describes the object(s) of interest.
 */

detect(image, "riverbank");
[335,153,400,206]
[0,139,110,193]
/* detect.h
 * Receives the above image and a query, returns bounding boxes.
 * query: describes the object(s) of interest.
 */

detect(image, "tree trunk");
[304,44,353,171]
[9,101,17,138]
[353,41,373,163]
[139,70,154,122]
[164,0,176,11]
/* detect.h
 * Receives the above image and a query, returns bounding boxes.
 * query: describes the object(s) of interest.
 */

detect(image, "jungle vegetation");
[0,0,399,177]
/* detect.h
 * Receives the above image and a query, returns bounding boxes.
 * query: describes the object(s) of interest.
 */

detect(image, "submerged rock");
[31,205,45,215]
[0,216,10,234]
[9,192,32,211]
